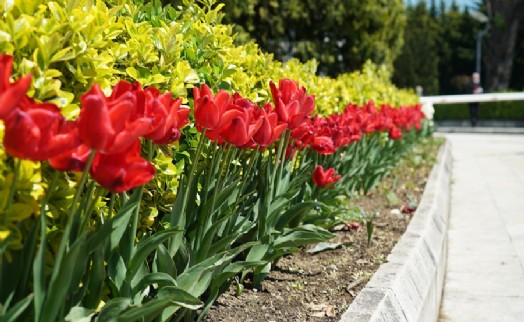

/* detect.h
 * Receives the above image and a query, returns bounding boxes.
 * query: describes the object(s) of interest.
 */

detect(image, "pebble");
[326,264,338,271]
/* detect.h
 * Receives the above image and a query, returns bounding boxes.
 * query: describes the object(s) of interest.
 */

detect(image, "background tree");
[393,1,440,94]
[437,2,477,94]
[485,0,524,91]
[216,0,407,76]
[163,0,524,94]
[509,19,524,90]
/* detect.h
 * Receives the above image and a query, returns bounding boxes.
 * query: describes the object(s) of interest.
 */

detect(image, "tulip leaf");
[0,220,38,306]
[64,306,95,322]
[157,286,203,309]
[116,286,202,322]
[177,243,256,297]
[86,190,142,254]
[40,233,89,322]
[244,243,269,263]
[273,225,334,249]
[275,201,327,231]
[155,244,177,277]
[33,214,47,322]
[82,244,106,309]
[306,242,343,254]
[108,253,126,294]
[131,272,177,296]
[1,293,33,322]
[126,228,183,283]
[95,298,132,322]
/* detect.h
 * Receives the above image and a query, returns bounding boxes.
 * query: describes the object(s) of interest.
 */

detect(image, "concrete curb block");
[339,141,452,322]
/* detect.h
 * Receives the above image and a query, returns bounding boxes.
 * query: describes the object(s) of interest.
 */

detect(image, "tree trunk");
[485,0,524,92]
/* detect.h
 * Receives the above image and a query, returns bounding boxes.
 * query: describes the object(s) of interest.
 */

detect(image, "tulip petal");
[214,90,232,113]
[3,111,40,160]
[195,96,220,129]
[79,95,116,151]
[109,97,136,133]
[110,118,151,153]
[0,75,32,119]
[90,142,155,193]
[49,144,92,172]
[221,117,249,146]
[275,99,289,124]
[0,54,13,91]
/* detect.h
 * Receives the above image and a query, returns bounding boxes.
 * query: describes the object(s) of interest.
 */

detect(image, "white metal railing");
[418,92,524,121]
[420,92,524,105]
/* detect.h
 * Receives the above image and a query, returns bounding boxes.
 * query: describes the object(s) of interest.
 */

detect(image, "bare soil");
[203,138,442,322]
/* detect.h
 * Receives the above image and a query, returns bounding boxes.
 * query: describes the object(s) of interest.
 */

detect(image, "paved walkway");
[439,133,524,322]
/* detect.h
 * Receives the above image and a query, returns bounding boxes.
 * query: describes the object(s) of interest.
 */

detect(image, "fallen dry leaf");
[309,311,326,318]
[346,278,364,292]
[307,303,326,311]
[326,305,336,317]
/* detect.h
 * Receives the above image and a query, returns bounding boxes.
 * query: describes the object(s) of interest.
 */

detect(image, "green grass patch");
[434,101,524,120]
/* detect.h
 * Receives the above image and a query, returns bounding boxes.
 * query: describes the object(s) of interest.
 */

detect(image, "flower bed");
[202,137,443,321]
[0,1,432,321]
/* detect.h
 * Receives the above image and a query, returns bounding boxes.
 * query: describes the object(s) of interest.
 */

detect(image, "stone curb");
[339,140,452,322]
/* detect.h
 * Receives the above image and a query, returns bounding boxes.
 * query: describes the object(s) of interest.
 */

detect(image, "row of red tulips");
[0,53,424,194]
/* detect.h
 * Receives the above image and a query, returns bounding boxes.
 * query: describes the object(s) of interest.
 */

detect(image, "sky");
[405,0,480,10]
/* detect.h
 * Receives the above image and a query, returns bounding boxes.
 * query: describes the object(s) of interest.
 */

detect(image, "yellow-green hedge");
[0,0,417,118]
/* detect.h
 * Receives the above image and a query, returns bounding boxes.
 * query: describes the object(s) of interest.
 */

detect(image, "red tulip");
[389,126,402,140]
[332,130,351,148]
[193,84,242,131]
[108,81,190,145]
[220,107,263,147]
[311,136,336,155]
[401,204,417,214]
[270,79,315,130]
[78,83,151,154]
[89,141,155,193]
[0,54,32,120]
[3,98,81,161]
[312,165,341,188]
[290,121,315,149]
[49,144,91,172]
[138,87,190,144]
[252,103,287,147]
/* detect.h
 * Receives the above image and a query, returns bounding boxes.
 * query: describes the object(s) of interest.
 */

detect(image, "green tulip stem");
[211,142,230,209]
[127,139,154,260]
[201,141,220,208]
[170,129,207,248]
[274,130,291,199]
[45,171,61,202]
[194,142,231,254]
[225,147,260,235]
[3,158,21,225]
[81,181,102,232]
[107,193,116,220]
[46,149,96,309]
[69,151,97,217]
[31,169,60,320]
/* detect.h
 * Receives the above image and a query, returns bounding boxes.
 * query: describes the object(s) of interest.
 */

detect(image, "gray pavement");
[439,133,524,322]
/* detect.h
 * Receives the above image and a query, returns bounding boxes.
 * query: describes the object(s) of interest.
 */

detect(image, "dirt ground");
[203,138,442,322]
